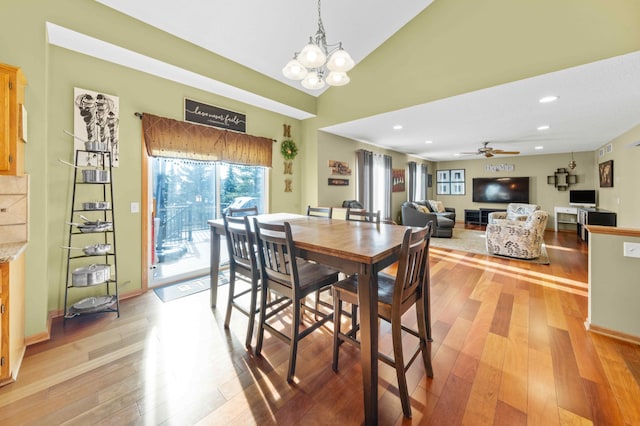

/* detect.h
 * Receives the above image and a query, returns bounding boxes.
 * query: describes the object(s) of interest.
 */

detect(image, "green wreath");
[281,139,298,160]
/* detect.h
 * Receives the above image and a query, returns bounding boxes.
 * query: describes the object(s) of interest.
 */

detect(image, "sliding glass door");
[149,157,266,287]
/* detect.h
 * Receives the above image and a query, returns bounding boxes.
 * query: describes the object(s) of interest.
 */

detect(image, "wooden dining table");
[208,213,411,425]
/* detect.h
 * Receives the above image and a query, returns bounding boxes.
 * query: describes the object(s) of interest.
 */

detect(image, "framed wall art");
[451,182,465,195]
[436,170,450,183]
[437,182,450,195]
[73,87,120,167]
[599,160,613,187]
[436,169,465,195]
[451,169,465,182]
[328,178,349,186]
[392,168,405,192]
[328,160,351,175]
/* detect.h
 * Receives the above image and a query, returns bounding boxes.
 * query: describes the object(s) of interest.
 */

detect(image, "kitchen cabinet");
[0,63,27,176]
[0,252,25,385]
[63,150,119,320]
[0,173,28,386]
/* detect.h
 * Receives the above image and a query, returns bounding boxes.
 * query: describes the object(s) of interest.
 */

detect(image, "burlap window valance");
[142,113,273,167]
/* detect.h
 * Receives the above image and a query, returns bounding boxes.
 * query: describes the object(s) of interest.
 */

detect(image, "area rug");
[154,271,229,302]
[429,228,550,265]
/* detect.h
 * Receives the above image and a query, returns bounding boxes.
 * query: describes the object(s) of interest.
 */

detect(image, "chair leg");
[332,293,342,372]
[255,281,269,357]
[224,270,236,329]
[391,318,412,418]
[350,303,358,338]
[287,296,301,383]
[245,279,258,349]
[416,298,434,378]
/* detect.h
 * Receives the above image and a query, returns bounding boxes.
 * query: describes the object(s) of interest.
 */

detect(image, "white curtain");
[407,161,417,202]
[357,150,392,220]
[408,162,428,201]
[418,163,428,200]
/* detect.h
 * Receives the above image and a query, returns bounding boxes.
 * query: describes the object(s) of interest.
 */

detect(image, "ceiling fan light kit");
[282,0,354,89]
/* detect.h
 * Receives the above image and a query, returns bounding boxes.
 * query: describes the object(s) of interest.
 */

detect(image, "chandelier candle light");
[282,0,354,90]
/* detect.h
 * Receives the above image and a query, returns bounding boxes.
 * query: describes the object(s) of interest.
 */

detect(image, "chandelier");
[282,0,354,90]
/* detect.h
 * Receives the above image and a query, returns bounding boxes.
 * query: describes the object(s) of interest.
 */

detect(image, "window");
[151,157,266,285]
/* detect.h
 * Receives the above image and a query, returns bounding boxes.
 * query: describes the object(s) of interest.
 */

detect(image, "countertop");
[0,242,28,263]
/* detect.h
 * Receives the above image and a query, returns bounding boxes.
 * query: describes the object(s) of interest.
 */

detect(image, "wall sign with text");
[184,98,246,132]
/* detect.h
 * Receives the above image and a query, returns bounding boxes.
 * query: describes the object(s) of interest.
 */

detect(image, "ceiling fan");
[461,141,520,158]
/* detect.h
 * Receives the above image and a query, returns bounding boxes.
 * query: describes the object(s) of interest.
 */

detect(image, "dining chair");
[306,205,333,218]
[253,219,340,383]
[332,223,434,418]
[227,206,259,217]
[306,205,334,316]
[222,214,262,348]
[345,208,381,224]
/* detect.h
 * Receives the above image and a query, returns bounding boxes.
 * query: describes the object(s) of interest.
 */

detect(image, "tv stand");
[554,206,578,232]
[577,208,616,242]
[464,208,506,226]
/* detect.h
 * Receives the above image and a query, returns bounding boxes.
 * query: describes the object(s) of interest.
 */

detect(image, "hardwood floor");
[2,227,640,425]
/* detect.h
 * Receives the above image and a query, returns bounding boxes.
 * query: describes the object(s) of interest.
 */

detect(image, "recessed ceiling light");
[539,95,558,103]
[534,146,544,150]
[424,140,433,144]
[393,125,403,130]
[537,125,550,130]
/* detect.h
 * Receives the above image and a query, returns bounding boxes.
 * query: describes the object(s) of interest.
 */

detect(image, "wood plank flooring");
[2,227,640,425]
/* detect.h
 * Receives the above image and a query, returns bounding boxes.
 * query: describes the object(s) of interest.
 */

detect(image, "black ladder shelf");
[63,149,119,321]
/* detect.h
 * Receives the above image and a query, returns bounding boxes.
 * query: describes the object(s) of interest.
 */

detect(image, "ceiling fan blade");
[485,152,494,158]
[492,150,520,155]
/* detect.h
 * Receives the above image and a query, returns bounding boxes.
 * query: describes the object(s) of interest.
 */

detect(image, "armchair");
[401,201,454,238]
[488,203,540,224]
[485,210,549,259]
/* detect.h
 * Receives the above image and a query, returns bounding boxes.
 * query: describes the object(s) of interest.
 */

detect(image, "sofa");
[485,210,549,259]
[487,203,540,224]
[401,201,455,238]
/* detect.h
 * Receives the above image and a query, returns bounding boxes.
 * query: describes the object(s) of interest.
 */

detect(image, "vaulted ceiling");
[69,1,640,161]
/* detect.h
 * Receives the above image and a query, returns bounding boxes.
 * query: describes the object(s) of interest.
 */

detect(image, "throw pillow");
[416,205,430,214]
[436,201,445,213]
[427,200,438,212]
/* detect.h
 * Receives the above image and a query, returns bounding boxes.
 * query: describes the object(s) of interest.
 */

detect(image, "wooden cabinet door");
[0,263,8,381]
[0,72,10,172]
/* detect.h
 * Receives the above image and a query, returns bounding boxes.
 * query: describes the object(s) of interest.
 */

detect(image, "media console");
[577,208,617,242]
[554,206,578,232]
[464,208,506,226]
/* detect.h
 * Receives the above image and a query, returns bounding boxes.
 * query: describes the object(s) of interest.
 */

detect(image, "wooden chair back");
[227,206,259,217]
[306,205,333,218]
[392,223,432,312]
[346,208,380,224]
[253,220,297,292]
[223,215,257,275]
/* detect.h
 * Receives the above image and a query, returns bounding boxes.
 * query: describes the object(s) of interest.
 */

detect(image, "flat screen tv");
[569,189,597,207]
[472,177,530,204]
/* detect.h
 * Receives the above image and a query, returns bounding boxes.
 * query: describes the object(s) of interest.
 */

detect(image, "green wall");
[305,0,640,212]
[594,123,640,228]
[0,0,311,336]
[1,0,640,339]
[316,131,431,223]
